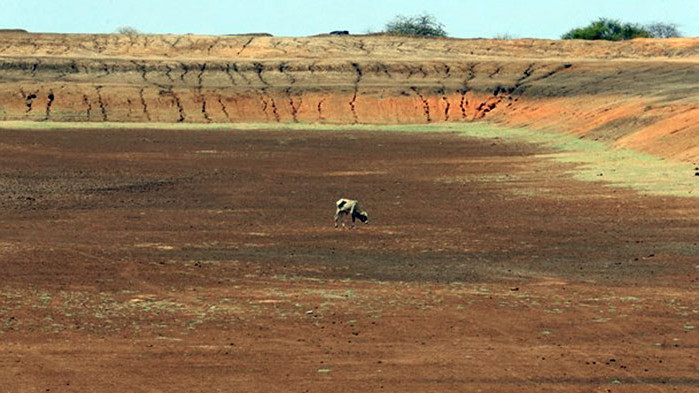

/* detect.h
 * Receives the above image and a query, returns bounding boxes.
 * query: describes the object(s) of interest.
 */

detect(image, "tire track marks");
[279,62,301,122]
[410,86,431,123]
[196,63,211,122]
[237,37,254,56]
[139,88,151,121]
[95,86,108,121]
[349,62,362,123]
[44,90,55,121]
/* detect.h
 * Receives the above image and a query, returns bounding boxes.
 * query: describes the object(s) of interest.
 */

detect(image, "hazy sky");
[3,0,698,39]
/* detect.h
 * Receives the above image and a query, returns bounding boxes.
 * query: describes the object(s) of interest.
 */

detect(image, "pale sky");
[2,0,697,39]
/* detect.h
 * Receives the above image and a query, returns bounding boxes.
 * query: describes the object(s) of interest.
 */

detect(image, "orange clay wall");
[0,33,697,162]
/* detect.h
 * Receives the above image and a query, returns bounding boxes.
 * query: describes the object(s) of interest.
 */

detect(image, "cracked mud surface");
[0,128,697,392]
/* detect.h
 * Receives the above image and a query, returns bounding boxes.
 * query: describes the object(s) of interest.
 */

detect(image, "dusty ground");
[0,127,697,392]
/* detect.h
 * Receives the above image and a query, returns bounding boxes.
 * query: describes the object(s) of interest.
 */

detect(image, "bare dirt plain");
[0,32,698,392]
[0,127,697,392]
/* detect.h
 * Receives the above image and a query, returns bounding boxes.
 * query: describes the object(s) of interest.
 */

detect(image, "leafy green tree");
[562,18,650,41]
[384,14,447,37]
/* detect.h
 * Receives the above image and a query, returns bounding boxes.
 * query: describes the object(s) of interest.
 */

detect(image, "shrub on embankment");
[562,18,681,40]
[383,13,447,37]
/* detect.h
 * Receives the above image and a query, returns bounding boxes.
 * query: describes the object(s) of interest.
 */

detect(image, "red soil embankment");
[0,32,697,162]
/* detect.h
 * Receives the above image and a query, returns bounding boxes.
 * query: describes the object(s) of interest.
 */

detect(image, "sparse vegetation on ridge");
[116,26,142,36]
[384,13,447,37]
[493,33,516,40]
[562,18,682,40]
[644,22,682,38]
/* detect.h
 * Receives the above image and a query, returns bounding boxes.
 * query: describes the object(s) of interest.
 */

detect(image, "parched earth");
[0,128,697,392]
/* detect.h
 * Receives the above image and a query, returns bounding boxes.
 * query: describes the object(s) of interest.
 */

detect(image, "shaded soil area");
[0,128,697,392]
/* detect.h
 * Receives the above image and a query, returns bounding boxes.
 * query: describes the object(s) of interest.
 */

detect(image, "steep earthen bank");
[0,32,697,162]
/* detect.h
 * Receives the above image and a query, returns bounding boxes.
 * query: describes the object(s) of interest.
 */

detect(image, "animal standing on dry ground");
[334,198,368,228]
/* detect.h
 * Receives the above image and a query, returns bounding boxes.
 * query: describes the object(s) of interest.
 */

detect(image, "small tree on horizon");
[645,22,682,38]
[562,18,650,41]
[562,18,682,41]
[384,14,447,37]
[116,26,141,36]
[493,33,516,40]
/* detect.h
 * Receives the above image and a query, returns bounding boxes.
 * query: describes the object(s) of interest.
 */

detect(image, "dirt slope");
[0,32,697,162]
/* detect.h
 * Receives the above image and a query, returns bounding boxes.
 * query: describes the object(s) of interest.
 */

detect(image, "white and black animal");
[334,198,368,228]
